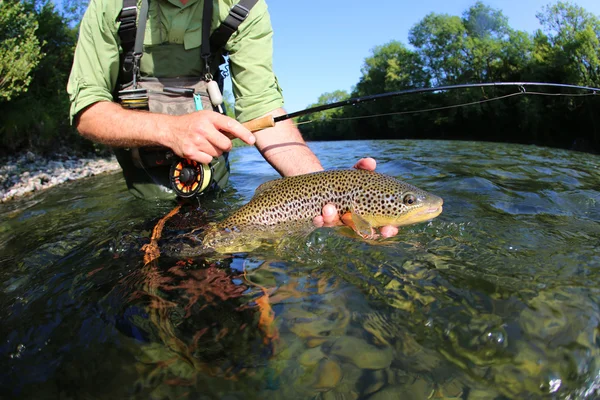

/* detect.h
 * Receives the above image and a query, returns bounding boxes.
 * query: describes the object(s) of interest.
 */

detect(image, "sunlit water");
[1,140,599,399]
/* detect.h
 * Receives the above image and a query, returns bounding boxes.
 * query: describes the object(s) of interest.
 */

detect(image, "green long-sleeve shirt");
[67,0,284,123]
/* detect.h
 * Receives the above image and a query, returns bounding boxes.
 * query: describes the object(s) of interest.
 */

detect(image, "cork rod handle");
[242,115,276,132]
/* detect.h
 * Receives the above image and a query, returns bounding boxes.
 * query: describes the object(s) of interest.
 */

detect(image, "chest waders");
[114,0,258,200]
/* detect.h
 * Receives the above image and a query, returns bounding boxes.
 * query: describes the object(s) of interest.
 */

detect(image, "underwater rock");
[298,346,325,367]
[273,333,306,361]
[325,362,363,399]
[312,359,343,391]
[361,369,386,396]
[367,378,431,400]
[323,336,393,370]
[287,310,348,339]
[306,336,329,348]
[435,377,465,399]
[321,389,359,400]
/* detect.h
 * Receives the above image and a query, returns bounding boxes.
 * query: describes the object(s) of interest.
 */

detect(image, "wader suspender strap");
[117,0,149,86]
[118,0,137,83]
[209,0,259,54]
[132,0,149,86]
[201,0,213,75]
[116,0,259,84]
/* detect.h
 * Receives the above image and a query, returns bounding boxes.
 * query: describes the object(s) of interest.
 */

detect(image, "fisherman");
[67,0,398,237]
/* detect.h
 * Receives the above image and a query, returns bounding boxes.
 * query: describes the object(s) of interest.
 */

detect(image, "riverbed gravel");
[0,151,120,203]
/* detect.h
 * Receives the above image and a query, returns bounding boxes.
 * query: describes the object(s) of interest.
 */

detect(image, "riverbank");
[0,151,120,203]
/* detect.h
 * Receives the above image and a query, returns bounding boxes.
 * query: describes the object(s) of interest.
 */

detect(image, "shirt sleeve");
[67,0,121,124]
[225,0,284,122]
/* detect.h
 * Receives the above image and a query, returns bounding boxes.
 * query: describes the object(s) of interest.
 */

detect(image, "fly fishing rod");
[173,81,599,197]
[245,81,600,131]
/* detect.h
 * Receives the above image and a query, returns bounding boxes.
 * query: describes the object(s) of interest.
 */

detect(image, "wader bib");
[114,77,230,201]
[114,0,257,201]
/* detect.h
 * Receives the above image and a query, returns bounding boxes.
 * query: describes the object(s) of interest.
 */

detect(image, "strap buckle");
[227,3,250,26]
[120,6,137,17]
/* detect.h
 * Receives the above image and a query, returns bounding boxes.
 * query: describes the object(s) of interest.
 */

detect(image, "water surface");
[1,140,600,399]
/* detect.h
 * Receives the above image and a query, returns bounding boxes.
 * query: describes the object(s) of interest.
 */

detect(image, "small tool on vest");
[205,73,224,114]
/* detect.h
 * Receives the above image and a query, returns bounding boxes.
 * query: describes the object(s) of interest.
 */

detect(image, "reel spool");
[169,158,212,198]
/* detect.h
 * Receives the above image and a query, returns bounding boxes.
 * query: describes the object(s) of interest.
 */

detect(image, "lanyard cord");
[201,0,213,79]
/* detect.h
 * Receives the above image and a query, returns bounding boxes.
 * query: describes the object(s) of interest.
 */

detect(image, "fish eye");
[403,193,417,205]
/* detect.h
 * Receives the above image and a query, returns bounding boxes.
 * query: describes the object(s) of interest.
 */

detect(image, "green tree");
[354,41,428,96]
[463,1,510,39]
[535,1,600,86]
[409,13,467,85]
[351,41,430,137]
[462,2,512,81]
[297,90,351,140]
[0,0,44,101]
[0,0,81,153]
[60,0,89,26]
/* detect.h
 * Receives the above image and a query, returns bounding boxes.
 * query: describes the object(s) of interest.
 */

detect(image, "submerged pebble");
[323,336,393,370]
[298,346,325,367]
[312,359,343,391]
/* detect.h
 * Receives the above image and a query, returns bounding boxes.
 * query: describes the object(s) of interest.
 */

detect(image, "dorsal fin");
[254,177,284,196]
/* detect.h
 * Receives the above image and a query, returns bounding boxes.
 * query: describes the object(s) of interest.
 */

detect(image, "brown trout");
[176,169,443,255]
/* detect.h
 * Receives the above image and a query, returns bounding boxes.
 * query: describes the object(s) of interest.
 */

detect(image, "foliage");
[0,0,43,101]
[0,0,86,155]
[60,0,89,26]
[298,1,600,154]
[296,90,351,141]
[535,1,600,86]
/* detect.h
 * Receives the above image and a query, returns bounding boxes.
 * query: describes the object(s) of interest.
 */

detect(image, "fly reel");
[169,158,212,198]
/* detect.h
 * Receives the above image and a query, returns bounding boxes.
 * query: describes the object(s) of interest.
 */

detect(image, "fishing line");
[274,81,599,125]
[297,90,598,123]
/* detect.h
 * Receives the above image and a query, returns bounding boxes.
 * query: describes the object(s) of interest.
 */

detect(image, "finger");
[353,157,377,171]
[214,115,256,145]
[380,225,398,238]
[182,149,213,165]
[181,139,220,161]
[321,204,340,227]
[201,127,233,153]
[313,215,325,228]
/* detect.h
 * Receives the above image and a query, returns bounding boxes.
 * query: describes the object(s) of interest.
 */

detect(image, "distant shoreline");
[0,151,120,203]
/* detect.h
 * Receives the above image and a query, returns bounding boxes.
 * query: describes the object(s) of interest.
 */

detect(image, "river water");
[1,140,599,399]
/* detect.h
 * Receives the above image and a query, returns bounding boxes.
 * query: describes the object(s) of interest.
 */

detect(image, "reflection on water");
[1,140,600,399]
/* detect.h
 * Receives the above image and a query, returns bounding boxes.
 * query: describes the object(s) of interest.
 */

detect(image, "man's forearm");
[253,108,323,176]
[75,101,255,165]
[76,101,174,148]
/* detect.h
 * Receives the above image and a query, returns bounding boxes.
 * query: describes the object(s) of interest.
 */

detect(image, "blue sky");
[259,0,600,113]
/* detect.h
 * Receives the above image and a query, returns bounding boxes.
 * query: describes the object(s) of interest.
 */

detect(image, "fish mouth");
[416,196,443,216]
[409,206,443,222]
[395,198,443,226]
[419,205,443,217]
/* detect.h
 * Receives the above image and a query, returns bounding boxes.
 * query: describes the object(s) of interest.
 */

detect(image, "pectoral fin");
[341,212,377,239]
